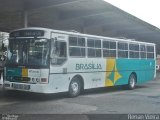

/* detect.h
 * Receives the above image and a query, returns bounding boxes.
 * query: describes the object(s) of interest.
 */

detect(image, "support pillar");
[24,11,28,28]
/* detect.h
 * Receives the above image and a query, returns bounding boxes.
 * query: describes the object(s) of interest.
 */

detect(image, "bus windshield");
[7,38,50,68]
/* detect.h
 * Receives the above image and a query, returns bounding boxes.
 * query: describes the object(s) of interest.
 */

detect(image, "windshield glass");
[7,38,50,67]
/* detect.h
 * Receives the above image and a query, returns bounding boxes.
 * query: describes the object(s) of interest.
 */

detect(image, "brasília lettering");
[76,63,102,70]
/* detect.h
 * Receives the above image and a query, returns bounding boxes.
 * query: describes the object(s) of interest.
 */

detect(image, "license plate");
[12,83,30,90]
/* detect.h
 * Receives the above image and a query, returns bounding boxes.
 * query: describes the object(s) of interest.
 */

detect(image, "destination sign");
[10,30,45,37]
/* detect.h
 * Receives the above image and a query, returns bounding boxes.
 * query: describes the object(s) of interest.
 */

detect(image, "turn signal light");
[41,78,48,84]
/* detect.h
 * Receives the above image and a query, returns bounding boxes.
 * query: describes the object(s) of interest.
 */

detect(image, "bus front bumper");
[3,81,52,94]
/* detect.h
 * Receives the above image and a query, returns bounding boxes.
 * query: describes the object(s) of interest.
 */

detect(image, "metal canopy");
[0,0,160,53]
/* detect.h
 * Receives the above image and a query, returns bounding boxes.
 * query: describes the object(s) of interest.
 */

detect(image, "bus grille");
[6,76,31,83]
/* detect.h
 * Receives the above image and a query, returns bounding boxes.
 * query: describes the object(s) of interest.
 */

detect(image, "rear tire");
[128,74,136,90]
[68,79,81,97]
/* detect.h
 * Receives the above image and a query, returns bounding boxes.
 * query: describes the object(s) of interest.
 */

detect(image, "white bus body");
[4,27,156,97]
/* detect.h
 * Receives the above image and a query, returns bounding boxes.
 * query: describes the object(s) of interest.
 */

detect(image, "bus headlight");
[32,78,35,83]
[31,78,38,83]
[36,78,40,83]
[31,77,48,84]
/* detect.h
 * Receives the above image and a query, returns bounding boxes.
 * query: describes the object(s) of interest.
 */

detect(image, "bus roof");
[11,27,155,46]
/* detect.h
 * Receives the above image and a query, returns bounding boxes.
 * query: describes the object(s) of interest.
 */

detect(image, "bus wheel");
[68,79,81,97]
[128,73,136,90]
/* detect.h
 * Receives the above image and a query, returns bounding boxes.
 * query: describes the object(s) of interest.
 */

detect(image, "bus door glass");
[50,33,67,65]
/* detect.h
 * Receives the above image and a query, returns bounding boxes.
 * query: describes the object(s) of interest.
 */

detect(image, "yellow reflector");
[22,68,28,77]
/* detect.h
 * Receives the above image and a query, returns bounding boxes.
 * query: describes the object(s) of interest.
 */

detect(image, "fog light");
[32,78,35,83]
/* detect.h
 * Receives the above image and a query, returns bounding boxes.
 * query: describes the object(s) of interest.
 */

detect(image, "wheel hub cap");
[71,82,78,93]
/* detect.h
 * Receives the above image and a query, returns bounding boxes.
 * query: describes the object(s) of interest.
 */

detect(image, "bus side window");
[69,36,85,57]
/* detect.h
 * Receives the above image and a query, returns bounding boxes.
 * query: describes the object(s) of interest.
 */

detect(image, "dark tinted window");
[69,36,85,57]
[103,41,116,49]
[110,42,116,49]
[95,40,101,48]
[69,47,85,57]
[87,39,94,47]
[78,38,85,46]
[118,43,128,50]
[140,52,146,58]
[147,53,154,59]
[103,41,109,48]
[103,50,116,57]
[87,39,101,57]
[147,46,154,52]
[129,51,139,58]
[129,44,139,51]
[146,45,154,59]
[69,37,77,46]
[140,45,146,51]
[118,51,128,58]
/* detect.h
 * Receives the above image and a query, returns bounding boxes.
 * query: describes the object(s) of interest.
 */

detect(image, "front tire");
[68,79,81,97]
[128,74,136,90]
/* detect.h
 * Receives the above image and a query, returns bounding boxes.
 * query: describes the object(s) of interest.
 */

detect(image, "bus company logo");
[76,62,102,70]
[28,69,40,74]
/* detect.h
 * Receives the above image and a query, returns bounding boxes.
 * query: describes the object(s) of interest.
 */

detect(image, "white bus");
[4,27,156,97]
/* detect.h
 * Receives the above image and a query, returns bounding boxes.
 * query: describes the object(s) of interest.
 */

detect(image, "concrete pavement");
[0,72,160,120]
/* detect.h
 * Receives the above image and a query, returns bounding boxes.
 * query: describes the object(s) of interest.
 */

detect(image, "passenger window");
[147,45,154,59]
[87,39,94,47]
[95,40,101,48]
[118,43,128,50]
[87,39,101,57]
[103,40,116,58]
[118,42,128,58]
[147,46,154,52]
[110,42,116,49]
[129,43,139,58]
[69,37,77,46]
[103,41,109,49]
[78,38,85,46]
[69,47,85,56]
[69,36,86,57]
[140,45,146,58]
